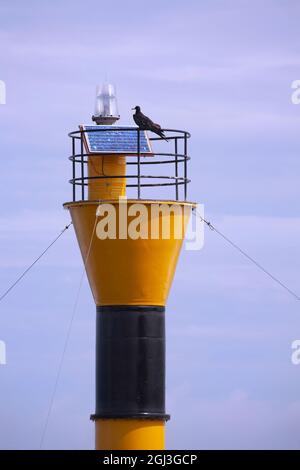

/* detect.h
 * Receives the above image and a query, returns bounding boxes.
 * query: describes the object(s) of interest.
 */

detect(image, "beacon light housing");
[92,83,120,125]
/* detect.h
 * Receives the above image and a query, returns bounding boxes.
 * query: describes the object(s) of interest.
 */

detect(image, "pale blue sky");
[0,0,300,449]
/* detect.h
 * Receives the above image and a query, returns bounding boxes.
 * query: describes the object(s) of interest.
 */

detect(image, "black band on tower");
[91,306,169,421]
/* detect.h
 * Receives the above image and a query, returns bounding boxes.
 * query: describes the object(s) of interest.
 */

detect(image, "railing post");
[175,137,179,201]
[72,137,76,202]
[184,132,187,201]
[80,131,85,201]
[137,128,141,199]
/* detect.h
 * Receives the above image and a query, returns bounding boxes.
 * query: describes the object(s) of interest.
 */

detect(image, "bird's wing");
[151,122,162,131]
[139,112,156,128]
[133,111,163,133]
[133,114,140,126]
[134,114,148,128]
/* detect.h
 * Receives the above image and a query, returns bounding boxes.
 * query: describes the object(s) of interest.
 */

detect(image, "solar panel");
[80,125,153,155]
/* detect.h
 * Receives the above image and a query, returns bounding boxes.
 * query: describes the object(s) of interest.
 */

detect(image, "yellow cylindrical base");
[88,154,126,200]
[95,419,165,450]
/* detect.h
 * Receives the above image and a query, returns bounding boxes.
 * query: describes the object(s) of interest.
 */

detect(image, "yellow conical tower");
[64,95,196,450]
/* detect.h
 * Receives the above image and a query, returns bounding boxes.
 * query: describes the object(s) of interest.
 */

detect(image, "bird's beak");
[131,107,135,110]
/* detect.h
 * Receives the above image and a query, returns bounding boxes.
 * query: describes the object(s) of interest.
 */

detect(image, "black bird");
[132,106,168,141]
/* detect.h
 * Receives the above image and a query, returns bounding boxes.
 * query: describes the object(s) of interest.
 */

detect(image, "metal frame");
[68,127,191,201]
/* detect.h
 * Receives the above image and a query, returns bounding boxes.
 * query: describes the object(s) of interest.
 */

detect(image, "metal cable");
[39,216,98,449]
[193,209,300,301]
[0,222,73,303]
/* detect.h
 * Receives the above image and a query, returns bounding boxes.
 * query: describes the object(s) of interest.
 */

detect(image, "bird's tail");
[158,130,169,142]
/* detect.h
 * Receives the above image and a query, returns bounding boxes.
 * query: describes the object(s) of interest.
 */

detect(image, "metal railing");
[68,127,191,201]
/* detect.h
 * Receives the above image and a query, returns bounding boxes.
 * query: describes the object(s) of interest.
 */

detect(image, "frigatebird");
[132,106,168,141]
